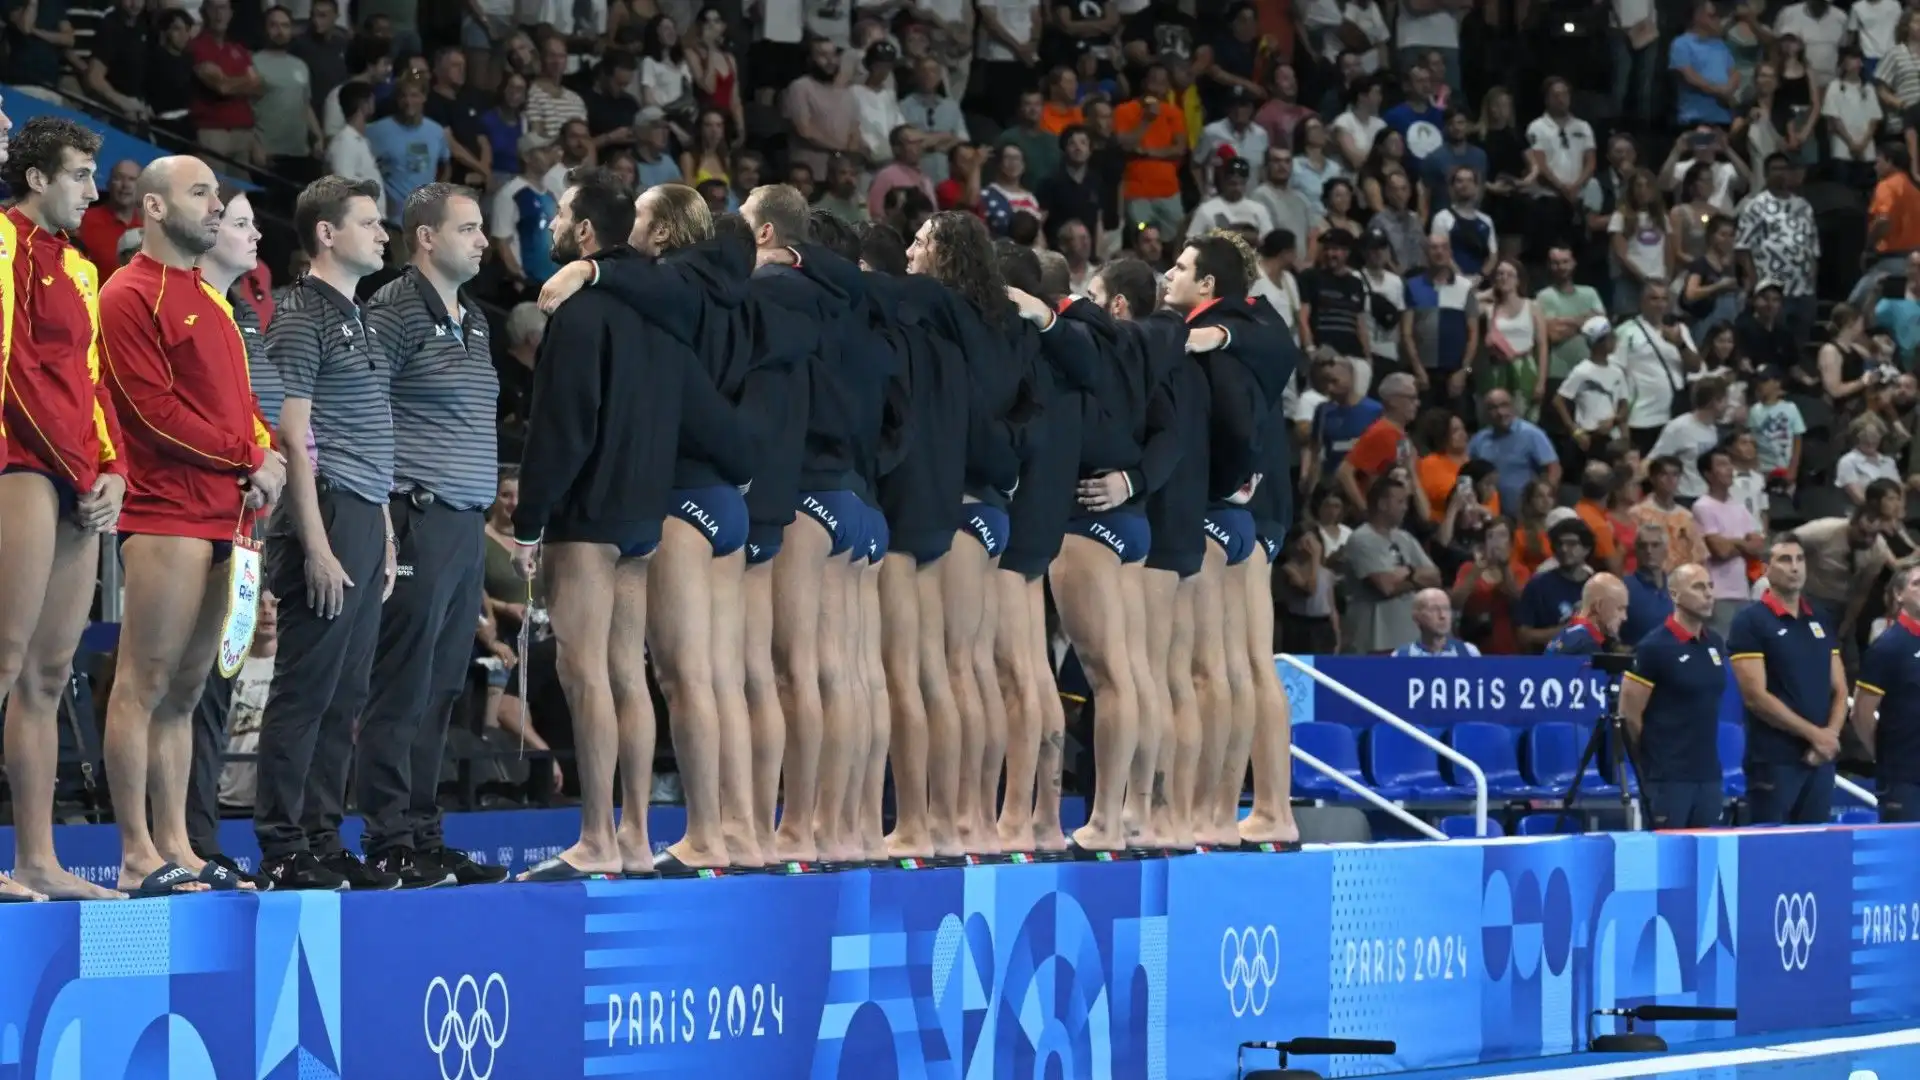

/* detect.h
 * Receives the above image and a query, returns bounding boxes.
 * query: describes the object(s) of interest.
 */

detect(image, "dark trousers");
[187,669,233,858]
[355,496,484,855]
[1746,759,1837,825]
[1643,779,1723,829]
[1880,781,1920,824]
[253,488,389,859]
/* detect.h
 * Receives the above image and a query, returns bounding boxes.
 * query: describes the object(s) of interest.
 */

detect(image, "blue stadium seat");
[1719,722,1746,796]
[1364,724,1473,800]
[1439,814,1505,839]
[1291,723,1365,799]
[1523,722,1619,798]
[1836,808,1880,825]
[1447,722,1548,797]
[1517,813,1583,835]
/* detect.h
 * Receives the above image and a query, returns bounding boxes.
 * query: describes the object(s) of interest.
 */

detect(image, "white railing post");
[1290,745,1450,840]
[1275,654,1490,838]
[1835,774,1879,809]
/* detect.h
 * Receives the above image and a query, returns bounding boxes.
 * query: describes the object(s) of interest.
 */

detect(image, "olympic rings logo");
[1774,893,1818,972]
[1220,926,1281,1017]
[424,973,511,1080]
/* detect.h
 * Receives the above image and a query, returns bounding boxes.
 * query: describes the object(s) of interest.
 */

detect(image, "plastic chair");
[1517,813,1583,835]
[1523,722,1619,798]
[1446,722,1548,797]
[1439,814,1505,839]
[1364,724,1473,800]
[1719,722,1747,797]
[1291,723,1366,800]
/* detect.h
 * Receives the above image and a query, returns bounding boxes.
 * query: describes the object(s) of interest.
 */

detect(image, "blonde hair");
[639,182,713,252]
[1205,227,1260,286]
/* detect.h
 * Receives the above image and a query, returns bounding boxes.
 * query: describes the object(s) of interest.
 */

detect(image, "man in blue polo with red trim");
[1727,535,1848,824]
[1620,564,1729,828]
[1851,563,1920,823]
[1545,573,1629,655]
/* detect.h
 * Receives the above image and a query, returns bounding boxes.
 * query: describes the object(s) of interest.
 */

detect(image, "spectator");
[327,82,387,221]
[1554,316,1632,470]
[1422,109,1486,204]
[1358,130,1415,215]
[1605,456,1644,567]
[1311,179,1365,258]
[1839,412,1904,504]
[1371,170,1426,275]
[681,7,742,133]
[5,0,75,92]
[1508,477,1559,575]
[1608,169,1672,316]
[983,144,1044,236]
[870,127,938,221]
[853,43,907,164]
[1537,244,1607,389]
[1671,2,1740,129]
[1392,588,1481,656]
[998,89,1062,188]
[1679,214,1743,337]
[1650,379,1728,498]
[1338,371,1422,514]
[1298,228,1370,365]
[77,159,141,280]
[1304,357,1380,483]
[1384,63,1446,166]
[1469,388,1561,512]
[900,56,969,186]
[1429,166,1495,279]
[1728,429,1771,527]
[1694,445,1767,635]
[1197,87,1270,185]
[1254,63,1315,150]
[251,8,322,177]
[1516,518,1599,651]
[1249,147,1318,264]
[1853,145,1920,308]
[1824,48,1883,187]
[1342,479,1441,654]
[1451,516,1527,655]
[1876,11,1920,134]
[1477,88,1533,259]
[424,46,492,186]
[1735,279,1799,379]
[1609,0,1659,126]
[681,107,733,188]
[1692,325,1749,426]
[1038,126,1106,249]
[1280,526,1342,654]
[1819,302,1879,419]
[1777,0,1847,87]
[581,50,641,158]
[1358,232,1409,382]
[631,109,680,189]
[1393,0,1463,98]
[1416,408,1480,520]
[1331,76,1387,173]
[1478,259,1548,417]
[819,152,872,222]
[292,0,350,105]
[1634,455,1711,570]
[1290,115,1348,207]
[1406,233,1478,405]
[1772,36,1823,170]
[323,37,394,140]
[1790,486,1898,632]
[1736,153,1822,341]
[1057,220,1095,294]
[1616,282,1699,455]
[1201,1,1267,114]
[189,0,262,164]
[1188,157,1271,237]
[491,132,562,289]
[977,0,1045,122]
[1048,0,1117,82]
[367,75,451,225]
[1620,525,1676,643]
[86,0,152,122]
[1253,229,1302,329]
[1572,460,1625,572]
[545,118,597,197]
[1114,65,1187,238]
[477,73,528,189]
[526,33,587,138]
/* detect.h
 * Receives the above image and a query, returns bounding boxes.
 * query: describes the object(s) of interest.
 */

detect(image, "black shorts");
[2,464,79,520]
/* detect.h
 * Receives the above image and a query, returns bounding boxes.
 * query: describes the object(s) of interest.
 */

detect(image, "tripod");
[1554,654,1650,832]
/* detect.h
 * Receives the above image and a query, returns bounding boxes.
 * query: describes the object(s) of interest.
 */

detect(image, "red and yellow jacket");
[3,207,126,494]
[99,252,274,541]
[0,211,17,458]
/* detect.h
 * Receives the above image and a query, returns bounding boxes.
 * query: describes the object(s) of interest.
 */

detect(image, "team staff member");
[1621,564,1729,829]
[1728,535,1849,825]
[0,119,131,901]
[101,156,284,898]
[1851,564,1920,823]
[1544,572,1630,655]
[256,175,399,891]
[357,184,510,887]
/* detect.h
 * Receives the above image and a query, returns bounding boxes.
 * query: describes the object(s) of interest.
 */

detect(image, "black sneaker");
[420,846,510,886]
[369,847,456,889]
[206,852,271,891]
[261,852,349,892]
[319,851,402,890]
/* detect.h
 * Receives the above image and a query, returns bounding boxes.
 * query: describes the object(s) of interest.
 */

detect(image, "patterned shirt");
[1734,190,1821,298]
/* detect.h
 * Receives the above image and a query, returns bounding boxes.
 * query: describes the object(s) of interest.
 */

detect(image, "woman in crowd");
[1279,528,1340,655]
[684,6,744,138]
[1607,169,1672,316]
[1691,324,1750,426]
[1772,33,1822,168]
[1450,515,1527,655]
[638,14,695,133]
[481,73,529,190]
[1357,130,1413,216]
[1839,413,1904,504]
[1511,478,1557,575]
[1415,408,1483,524]
[1309,178,1364,261]
[1290,116,1346,207]
[1475,86,1531,263]
[1733,62,1787,179]
[1669,163,1718,265]
[1679,213,1742,338]
[680,107,733,187]
[982,144,1044,237]
[1818,302,1878,422]
[1479,259,1549,418]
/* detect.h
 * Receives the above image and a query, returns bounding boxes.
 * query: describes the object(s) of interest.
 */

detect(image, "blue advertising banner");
[3,826,1919,1080]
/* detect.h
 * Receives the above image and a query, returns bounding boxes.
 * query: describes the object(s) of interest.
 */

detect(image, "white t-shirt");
[1557,358,1631,432]
[1608,210,1669,283]
[1254,269,1301,333]
[1188,195,1274,237]
[491,177,537,269]
[1838,449,1903,490]
[1649,411,1722,497]
[1774,2,1848,85]
[1850,0,1902,58]
[1611,0,1653,32]
[804,0,852,45]
[325,126,387,219]
[1525,114,1596,190]
[977,0,1038,62]
[637,56,692,109]
[1671,158,1740,214]
[1332,110,1387,161]
[1822,78,1884,161]
[1615,317,1693,429]
[1341,1,1392,72]
[1396,7,1460,49]
[1362,268,1405,364]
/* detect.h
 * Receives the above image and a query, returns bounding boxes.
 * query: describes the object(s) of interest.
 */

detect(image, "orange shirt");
[1113,98,1186,201]
[1344,417,1406,494]
[1512,525,1553,575]
[1574,499,1618,564]
[1417,452,1501,522]
[1040,101,1084,135]
[1871,170,1920,254]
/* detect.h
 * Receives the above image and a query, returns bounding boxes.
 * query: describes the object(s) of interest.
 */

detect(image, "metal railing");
[1836,774,1879,809]
[1276,653,1491,838]
[1290,744,1449,841]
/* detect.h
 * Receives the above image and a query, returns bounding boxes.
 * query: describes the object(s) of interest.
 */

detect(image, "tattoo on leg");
[1151,771,1168,810]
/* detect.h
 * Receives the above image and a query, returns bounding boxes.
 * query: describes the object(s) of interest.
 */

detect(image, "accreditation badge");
[1811,623,1826,640]
[216,534,265,678]
[1709,647,1722,666]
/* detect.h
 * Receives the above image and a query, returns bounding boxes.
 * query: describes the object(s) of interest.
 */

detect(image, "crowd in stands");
[11,0,1920,681]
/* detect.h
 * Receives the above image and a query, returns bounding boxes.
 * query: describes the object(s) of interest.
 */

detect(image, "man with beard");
[254,175,397,890]
[785,36,864,182]
[100,155,285,896]
[0,120,129,901]
[355,184,509,887]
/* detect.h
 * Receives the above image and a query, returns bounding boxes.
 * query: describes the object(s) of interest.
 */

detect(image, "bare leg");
[1030,582,1068,852]
[1189,543,1234,847]
[1051,535,1137,851]
[917,558,964,856]
[1212,560,1256,840]
[941,531,989,853]
[518,541,622,878]
[742,559,784,854]
[6,502,121,900]
[880,553,931,858]
[1239,550,1299,845]
[609,556,657,873]
[647,519,728,869]
[811,555,860,862]
[829,556,868,858]
[994,572,1043,850]
[1164,574,1201,849]
[709,550,761,865]
[149,551,239,878]
[772,516,831,862]
[857,564,890,860]
[1122,563,1168,847]
[971,557,1007,855]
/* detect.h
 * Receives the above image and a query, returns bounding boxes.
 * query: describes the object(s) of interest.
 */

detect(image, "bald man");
[1391,588,1482,657]
[1545,573,1629,655]
[1621,564,1730,828]
[99,155,284,896]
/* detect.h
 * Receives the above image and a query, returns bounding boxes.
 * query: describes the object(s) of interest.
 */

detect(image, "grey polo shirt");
[266,274,394,505]
[231,290,286,428]
[365,266,498,511]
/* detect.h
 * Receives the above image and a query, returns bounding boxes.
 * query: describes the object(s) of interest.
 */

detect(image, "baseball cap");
[635,105,666,125]
[1319,227,1356,249]
[1580,315,1614,345]
[1218,156,1251,178]
[518,130,555,155]
[1754,278,1785,295]
[865,40,900,66]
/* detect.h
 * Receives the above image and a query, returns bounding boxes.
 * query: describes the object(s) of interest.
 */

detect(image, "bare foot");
[614,833,657,876]
[11,862,125,901]
[996,818,1033,852]
[1032,824,1069,852]
[884,829,933,861]
[518,840,621,880]
[722,829,767,868]
[664,840,730,870]
[1238,811,1301,846]
[953,817,980,854]
[0,874,49,902]
[929,824,965,859]
[1069,824,1126,852]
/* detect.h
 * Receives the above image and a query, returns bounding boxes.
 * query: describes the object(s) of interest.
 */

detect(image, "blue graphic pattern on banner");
[2,826,1917,1079]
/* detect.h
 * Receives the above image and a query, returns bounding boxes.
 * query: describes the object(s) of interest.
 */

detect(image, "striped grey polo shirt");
[365,267,499,511]
[265,274,395,505]
[230,291,287,428]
